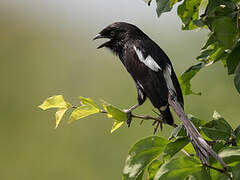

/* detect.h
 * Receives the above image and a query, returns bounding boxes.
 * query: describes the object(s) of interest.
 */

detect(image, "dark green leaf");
[200,111,232,141]
[156,0,172,17]
[234,62,240,94]
[212,16,237,47]
[218,147,240,164]
[178,63,203,96]
[227,43,240,74]
[234,125,240,146]
[189,166,212,180]
[147,160,163,180]
[163,137,189,160]
[202,33,215,50]
[154,157,201,180]
[197,44,226,64]
[177,0,202,30]
[232,162,240,180]
[168,124,186,140]
[122,136,169,180]
[205,0,236,17]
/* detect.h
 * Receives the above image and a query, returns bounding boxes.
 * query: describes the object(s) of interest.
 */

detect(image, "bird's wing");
[132,39,184,107]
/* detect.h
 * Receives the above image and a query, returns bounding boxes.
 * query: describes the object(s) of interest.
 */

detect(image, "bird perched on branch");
[94,22,183,132]
[93,22,228,168]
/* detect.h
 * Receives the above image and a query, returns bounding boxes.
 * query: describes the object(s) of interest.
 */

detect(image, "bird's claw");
[152,116,164,134]
[124,109,132,127]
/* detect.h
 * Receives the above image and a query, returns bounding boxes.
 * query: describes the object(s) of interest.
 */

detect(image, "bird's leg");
[124,103,140,127]
[152,110,164,134]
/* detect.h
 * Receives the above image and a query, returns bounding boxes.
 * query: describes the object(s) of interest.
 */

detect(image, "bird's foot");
[152,118,164,134]
[152,110,164,134]
[123,109,133,127]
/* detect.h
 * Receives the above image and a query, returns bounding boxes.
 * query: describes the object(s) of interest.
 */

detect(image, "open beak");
[93,34,103,40]
[93,34,110,49]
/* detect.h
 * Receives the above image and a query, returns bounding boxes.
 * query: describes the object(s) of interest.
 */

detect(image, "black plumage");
[93,22,228,168]
[94,22,183,128]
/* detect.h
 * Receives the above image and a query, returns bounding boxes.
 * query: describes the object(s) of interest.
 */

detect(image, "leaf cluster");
[146,0,240,95]
[123,111,240,180]
[39,95,240,179]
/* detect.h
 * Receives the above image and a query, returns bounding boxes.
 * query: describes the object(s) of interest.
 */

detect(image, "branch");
[99,109,178,128]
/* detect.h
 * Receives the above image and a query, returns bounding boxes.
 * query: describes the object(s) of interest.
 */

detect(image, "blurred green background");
[0,0,239,179]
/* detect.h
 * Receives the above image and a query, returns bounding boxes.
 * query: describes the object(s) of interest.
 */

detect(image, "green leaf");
[232,162,240,180]
[122,136,169,180]
[200,111,232,141]
[234,62,240,94]
[79,96,98,108]
[197,44,226,64]
[218,147,240,164]
[163,137,189,160]
[102,101,127,121]
[154,156,201,180]
[212,16,237,48]
[168,123,186,140]
[102,101,127,133]
[55,108,68,129]
[69,97,99,123]
[205,0,236,17]
[234,125,240,146]
[227,43,240,75]
[69,105,99,123]
[202,33,215,50]
[147,160,163,180]
[39,95,70,110]
[189,166,212,180]
[156,0,172,17]
[177,0,202,30]
[178,63,203,96]
[111,120,124,133]
[169,0,182,7]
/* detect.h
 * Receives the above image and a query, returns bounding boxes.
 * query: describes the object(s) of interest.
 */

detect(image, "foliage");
[39,0,240,179]
[148,0,240,96]
[39,95,240,179]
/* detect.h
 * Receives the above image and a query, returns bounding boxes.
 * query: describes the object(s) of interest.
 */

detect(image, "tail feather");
[168,90,227,169]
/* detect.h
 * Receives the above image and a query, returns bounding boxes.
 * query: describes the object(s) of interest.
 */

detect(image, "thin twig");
[204,164,232,179]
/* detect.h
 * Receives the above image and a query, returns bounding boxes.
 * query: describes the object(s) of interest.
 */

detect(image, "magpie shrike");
[93,22,228,167]
[94,22,183,131]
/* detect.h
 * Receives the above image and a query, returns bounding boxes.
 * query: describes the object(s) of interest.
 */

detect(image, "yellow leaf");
[39,95,70,110]
[68,105,99,123]
[55,108,68,129]
[111,120,124,133]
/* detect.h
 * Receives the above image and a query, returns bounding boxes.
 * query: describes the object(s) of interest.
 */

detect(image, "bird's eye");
[110,31,115,37]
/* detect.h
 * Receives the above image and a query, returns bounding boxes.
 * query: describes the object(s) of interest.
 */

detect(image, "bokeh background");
[1,0,239,179]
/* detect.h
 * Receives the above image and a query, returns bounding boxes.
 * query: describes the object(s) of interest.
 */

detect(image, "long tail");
[168,90,227,169]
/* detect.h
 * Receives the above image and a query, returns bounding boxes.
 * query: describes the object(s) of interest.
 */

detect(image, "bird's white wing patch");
[163,64,176,93]
[133,46,162,72]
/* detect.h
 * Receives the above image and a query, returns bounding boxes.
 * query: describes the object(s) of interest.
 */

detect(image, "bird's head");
[93,22,145,54]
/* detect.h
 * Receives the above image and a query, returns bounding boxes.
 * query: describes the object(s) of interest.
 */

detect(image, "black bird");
[94,22,183,131]
[93,22,228,167]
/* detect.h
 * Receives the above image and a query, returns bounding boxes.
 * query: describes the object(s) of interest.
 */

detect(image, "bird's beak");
[93,33,110,49]
[93,34,103,40]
